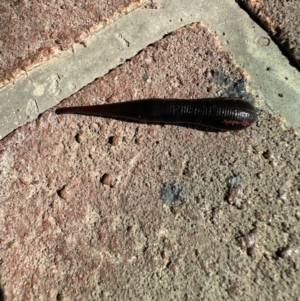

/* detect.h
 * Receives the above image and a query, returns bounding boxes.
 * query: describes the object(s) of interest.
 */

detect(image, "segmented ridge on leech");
[56,98,257,131]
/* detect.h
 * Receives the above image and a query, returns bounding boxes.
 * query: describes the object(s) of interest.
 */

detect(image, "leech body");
[56,97,258,131]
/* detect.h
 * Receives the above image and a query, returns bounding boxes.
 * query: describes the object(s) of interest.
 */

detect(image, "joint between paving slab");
[0,0,299,139]
[235,0,300,72]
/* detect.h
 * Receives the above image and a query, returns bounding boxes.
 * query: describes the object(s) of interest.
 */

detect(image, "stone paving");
[0,1,299,300]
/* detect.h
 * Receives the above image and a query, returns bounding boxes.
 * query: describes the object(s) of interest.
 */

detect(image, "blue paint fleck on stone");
[160,182,183,206]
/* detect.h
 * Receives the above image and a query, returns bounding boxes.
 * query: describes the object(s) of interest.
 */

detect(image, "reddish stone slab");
[0,0,147,85]
[0,23,299,300]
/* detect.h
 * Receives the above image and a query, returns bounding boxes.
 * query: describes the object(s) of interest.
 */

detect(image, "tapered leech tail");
[56,97,258,131]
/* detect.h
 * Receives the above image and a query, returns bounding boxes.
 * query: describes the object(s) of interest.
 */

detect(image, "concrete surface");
[0,0,149,85]
[0,0,299,300]
[0,0,300,139]
[1,24,299,298]
[236,0,300,68]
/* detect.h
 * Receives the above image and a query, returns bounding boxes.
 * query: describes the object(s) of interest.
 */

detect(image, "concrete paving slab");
[1,22,299,299]
[0,0,300,140]
[0,1,300,300]
[0,0,148,85]
[236,0,300,67]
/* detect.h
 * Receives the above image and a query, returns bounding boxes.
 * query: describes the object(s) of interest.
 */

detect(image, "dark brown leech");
[56,97,258,131]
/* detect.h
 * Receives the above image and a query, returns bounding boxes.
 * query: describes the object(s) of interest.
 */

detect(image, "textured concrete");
[0,0,300,139]
[0,0,148,85]
[1,25,299,298]
[236,0,300,67]
[0,0,300,300]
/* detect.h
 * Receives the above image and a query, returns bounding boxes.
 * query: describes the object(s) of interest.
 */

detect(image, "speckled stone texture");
[237,0,300,68]
[0,0,147,85]
[0,23,299,300]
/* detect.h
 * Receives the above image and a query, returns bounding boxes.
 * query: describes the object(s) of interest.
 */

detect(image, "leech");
[56,97,258,131]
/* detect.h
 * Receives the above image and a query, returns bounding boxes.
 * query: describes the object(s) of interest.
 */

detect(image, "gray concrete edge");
[0,0,299,139]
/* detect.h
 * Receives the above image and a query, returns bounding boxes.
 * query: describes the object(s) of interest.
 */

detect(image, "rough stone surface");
[1,0,300,140]
[1,23,299,300]
[237,0,300,68]
[0,0,147,85]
